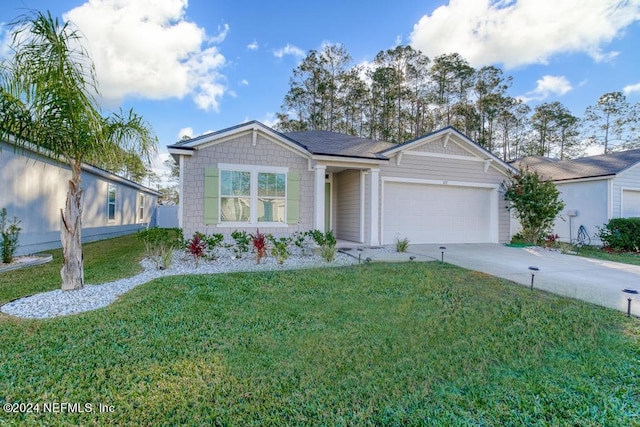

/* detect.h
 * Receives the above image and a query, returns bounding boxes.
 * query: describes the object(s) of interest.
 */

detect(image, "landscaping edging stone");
[0,250,357,319]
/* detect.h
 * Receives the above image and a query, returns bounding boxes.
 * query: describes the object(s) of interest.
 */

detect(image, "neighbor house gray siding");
[0,141,158,255]
[179,131,313,238]
[614,166,640,218]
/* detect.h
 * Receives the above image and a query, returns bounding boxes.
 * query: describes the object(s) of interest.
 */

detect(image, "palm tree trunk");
[60,161,84,290]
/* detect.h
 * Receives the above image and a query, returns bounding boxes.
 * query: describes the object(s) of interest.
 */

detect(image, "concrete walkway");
[346,243,640,316]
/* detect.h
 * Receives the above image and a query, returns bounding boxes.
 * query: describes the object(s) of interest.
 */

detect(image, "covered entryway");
[382,181,497,244]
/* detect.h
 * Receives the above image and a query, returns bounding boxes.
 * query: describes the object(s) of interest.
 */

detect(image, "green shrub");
[510,232,526,245]
[597,217,640,251]
[309,229,336,247]
[502,167,565,244]
[137,227,182,269]
[0,208,21,264]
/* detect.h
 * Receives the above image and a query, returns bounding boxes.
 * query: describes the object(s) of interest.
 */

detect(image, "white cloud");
[273,43,305,59]
[623,82,640,95]
[260,113,278,128]
[209,24,229,44]
[520,75,572,102]
[247,41,259,50]
[240,79,249,86]
[64,0,228,111]
[409,0,640,68]
[177,127,194,139]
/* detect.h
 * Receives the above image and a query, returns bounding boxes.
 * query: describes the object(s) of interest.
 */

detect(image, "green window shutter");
[204,167,219,224]
[287,172,300,225]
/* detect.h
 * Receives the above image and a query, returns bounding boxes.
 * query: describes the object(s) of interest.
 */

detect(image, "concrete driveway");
[356,244,640,316]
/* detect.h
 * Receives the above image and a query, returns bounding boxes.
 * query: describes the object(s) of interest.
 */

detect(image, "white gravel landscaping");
[1,249,358,320]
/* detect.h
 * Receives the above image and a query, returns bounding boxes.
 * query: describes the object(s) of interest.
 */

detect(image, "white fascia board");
[167,147,194,156]
[553,176,613,185]
[311,155,386,166]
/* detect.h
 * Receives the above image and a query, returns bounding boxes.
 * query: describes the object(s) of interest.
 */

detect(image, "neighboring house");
[168,121,515,246]
[518,149,640,244]
[0,139,160,255]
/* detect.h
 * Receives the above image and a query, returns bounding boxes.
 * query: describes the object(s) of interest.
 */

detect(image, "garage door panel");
[383,182,492,244]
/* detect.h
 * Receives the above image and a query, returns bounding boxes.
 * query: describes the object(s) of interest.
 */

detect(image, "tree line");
[276,44,639,160]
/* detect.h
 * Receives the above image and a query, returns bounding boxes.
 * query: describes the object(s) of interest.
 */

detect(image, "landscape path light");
[622,289,638,317]
[439,246,446,263]
[528,266,539,290]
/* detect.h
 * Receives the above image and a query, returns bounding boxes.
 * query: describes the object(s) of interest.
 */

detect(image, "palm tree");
[0,11,157,290]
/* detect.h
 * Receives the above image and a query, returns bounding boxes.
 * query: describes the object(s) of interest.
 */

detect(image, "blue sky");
[1,0,640,180]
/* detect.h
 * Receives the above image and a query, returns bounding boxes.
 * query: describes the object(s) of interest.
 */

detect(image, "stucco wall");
[179,131,313,238]
[0,141,158,255]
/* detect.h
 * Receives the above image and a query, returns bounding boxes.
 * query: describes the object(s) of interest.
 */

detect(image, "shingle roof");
[517,149,640,181]
[282,130,395,159]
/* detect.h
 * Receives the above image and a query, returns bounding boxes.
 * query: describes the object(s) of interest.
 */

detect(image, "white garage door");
[383,182,494,244]
[623,189,640,217]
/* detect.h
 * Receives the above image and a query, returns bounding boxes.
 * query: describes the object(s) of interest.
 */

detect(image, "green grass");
[0,234,146,305]
[0,237,639,425]
[575,245,640,266]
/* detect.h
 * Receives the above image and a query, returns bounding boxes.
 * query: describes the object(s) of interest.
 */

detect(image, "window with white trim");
[258,172,286,222]
[220,170,251,222]
[138,193,145,222]
[219,167,287,224]
[107,184,116,221]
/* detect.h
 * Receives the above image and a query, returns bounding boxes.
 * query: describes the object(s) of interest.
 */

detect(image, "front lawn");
[576,245,640,266]
[0,248,638,425]
[0,234,146,305]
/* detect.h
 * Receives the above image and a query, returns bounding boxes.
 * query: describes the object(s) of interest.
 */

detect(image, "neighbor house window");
[107,184,116,221]
[138,193,145,222]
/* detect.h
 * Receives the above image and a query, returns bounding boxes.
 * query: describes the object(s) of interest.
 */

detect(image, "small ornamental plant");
[203,233,224,260]
[310,229,337,262]
[394,235,410,252]
[231,230,250,258]
[186,232,207,268]
[269,235,291,265]
[137,227,182,270]
[1,208,21,264]
[250,229,268,264]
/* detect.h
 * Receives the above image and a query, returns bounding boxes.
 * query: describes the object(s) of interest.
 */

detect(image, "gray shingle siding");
[179,132,313,238]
